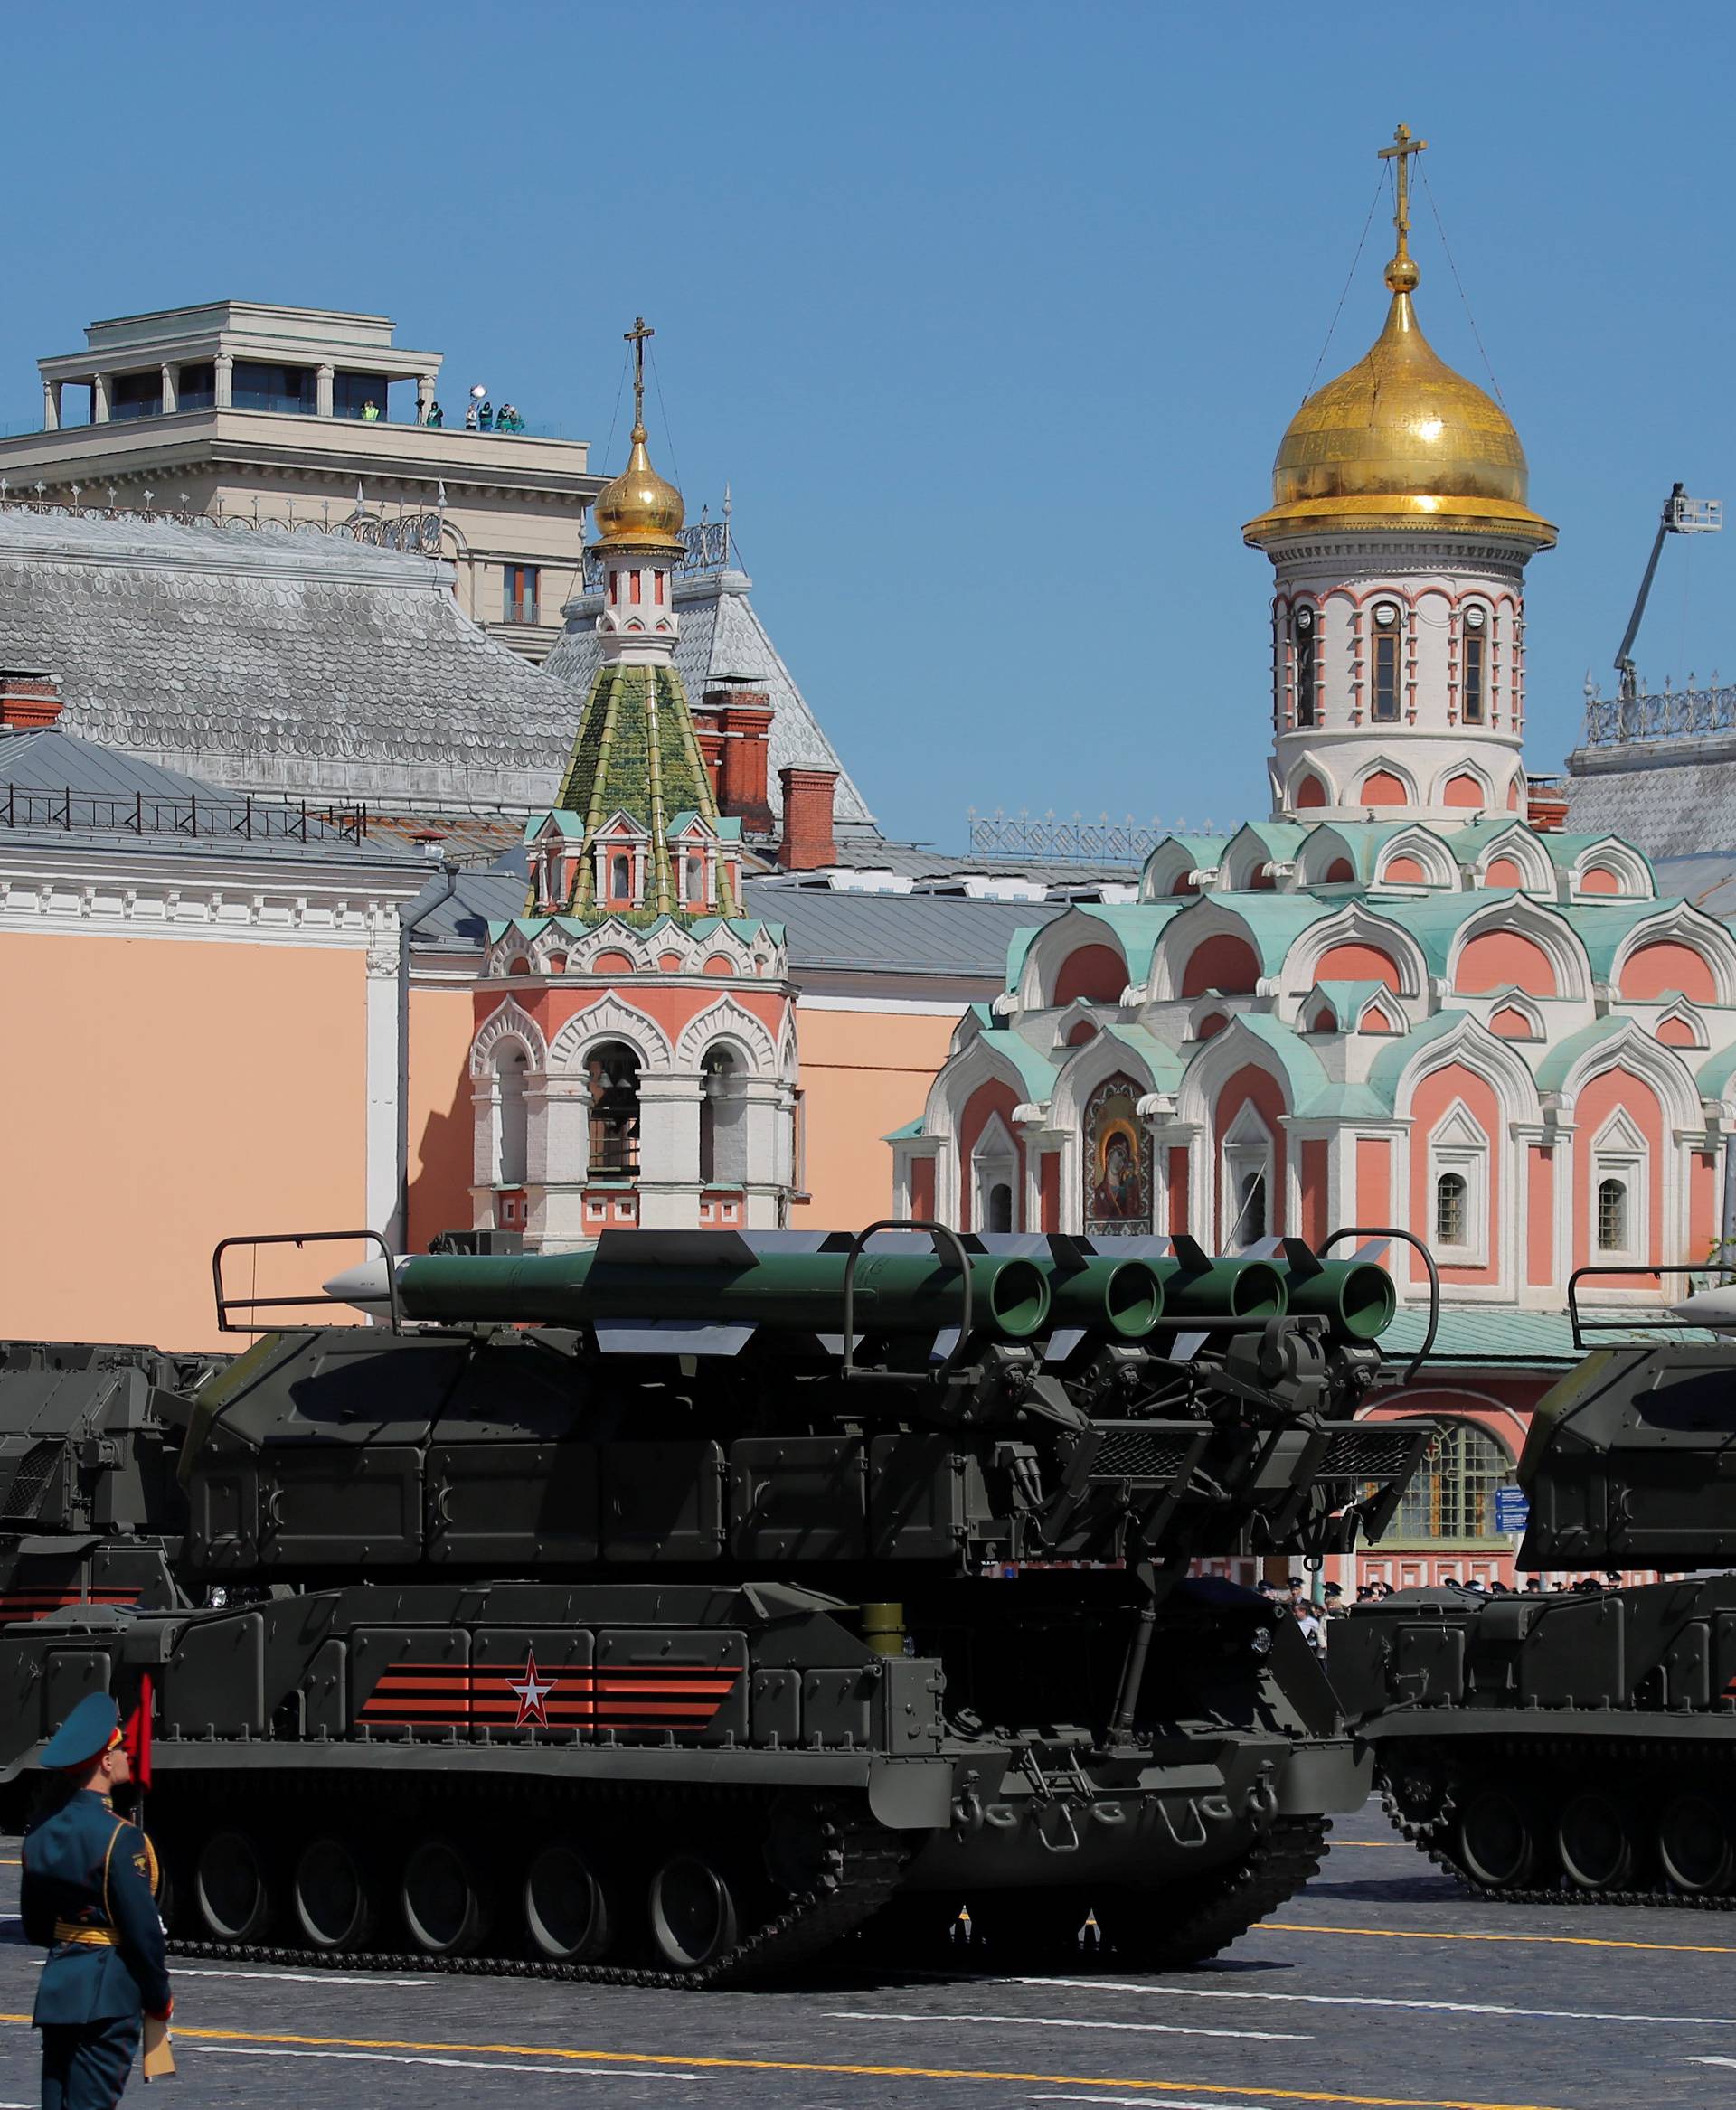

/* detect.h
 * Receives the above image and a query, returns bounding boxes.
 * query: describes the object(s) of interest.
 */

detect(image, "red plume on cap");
[122,1674,153,1794]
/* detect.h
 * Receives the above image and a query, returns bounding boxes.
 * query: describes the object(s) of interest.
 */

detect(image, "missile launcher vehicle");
[0,1222,1429,1983]
[1333,1267,1736,1907]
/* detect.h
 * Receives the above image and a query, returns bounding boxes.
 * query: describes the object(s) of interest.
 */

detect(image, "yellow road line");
[1323,1842,1403,1850]
[1260,1921,1736,1955]
[0,2013,1597,2110]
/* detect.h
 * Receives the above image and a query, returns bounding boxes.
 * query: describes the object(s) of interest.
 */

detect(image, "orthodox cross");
[625,316,654,429]
[1376,123,1427,260]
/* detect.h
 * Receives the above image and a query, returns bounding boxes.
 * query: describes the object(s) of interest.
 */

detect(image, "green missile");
[1043,1257,1166,1340]
[1152,1239,1287,1325]
[326,1241,1051,1342]
[1273,1253,1397,1342]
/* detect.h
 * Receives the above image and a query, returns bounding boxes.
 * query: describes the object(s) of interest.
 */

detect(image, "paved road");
[0,1800,1731,2110]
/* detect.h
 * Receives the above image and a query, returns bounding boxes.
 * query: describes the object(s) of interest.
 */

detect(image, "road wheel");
[401,1839,490,1955]
[292,1836,375,1952]
[648,1851,741,1972]
[524,1842,613,1963]
[195,1828,274,1941]
[1658,1794,1734,1895]
[1556,1792,1633,1891]
[1456,1787,1536,1889]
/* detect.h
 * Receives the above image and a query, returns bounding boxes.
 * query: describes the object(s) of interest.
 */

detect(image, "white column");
[41,381,60,432]
[91,372,111,425]
[417,373,437,420]
[636,1072,702,1228]
[213,354,233,410]
[316,364,335,419]
[364,941,400,1236]
[533,1078,593,1188]
[160,364,177,415]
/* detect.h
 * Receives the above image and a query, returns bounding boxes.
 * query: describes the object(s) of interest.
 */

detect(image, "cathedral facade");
[899,133,1736,1578]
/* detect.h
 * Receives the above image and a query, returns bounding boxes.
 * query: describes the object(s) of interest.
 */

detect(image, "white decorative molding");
[675,995,780,1074]
[547,991,675,1072]
[470,997,549,1077]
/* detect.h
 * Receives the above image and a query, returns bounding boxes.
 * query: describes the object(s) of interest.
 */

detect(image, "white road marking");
[1687,2058,1736,2068]
[189,2046,705,2079]
[823,2010,1307,2043]
[1032,2098,1275,2109]
[1016,1974,1736,2030]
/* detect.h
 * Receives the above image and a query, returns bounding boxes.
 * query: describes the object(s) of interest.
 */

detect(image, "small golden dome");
[590,422,685,553]
[1244,278,1555,550]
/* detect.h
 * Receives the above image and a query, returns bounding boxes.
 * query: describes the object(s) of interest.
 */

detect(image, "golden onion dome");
[1244,257,1555,550]
[589,421,685,553]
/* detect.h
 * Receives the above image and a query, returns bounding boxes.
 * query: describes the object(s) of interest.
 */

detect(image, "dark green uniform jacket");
[22,1791,171,2024]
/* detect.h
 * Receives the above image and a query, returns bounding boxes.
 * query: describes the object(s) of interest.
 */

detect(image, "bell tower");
[1244,126,1557,826]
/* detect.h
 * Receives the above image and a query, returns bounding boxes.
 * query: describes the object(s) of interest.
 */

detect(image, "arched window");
[1371,600,1401,722]
[610,852,633,901]
[1394,1420,1510,1540]
[494,1047,529,1187]
[699,1048,743,1187]
[1461,605,1486,723]
[1230,1166,1268,1246]
[1436,1172,1467,1246]
[986,1182,1014,1233]
[585,1041,642,1178]
[1293,606,1317,728]
[1598,1177,1628,1254]
[683,855,706,905]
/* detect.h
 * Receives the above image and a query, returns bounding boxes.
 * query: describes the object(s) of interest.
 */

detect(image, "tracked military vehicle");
[1335,1265,1736,1907]
[0,1223,1429,1983]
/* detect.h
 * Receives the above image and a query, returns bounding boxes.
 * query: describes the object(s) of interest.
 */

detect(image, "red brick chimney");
[694,685,774,835]
[778,766,839,871]
[0,672,62,730]
[693,719,725,801]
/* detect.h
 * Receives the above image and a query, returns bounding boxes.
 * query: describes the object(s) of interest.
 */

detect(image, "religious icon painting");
[1082,1074,1152,1237]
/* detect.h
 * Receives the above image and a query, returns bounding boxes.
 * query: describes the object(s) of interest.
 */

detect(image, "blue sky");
[5,3,1732,849]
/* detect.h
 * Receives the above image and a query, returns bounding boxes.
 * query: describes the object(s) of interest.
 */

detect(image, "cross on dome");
[1376,123,1428,292]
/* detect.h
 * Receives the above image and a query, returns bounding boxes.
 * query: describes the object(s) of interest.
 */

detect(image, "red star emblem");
[507,1648,555,1727]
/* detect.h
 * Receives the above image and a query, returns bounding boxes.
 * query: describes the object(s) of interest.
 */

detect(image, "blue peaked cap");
[41,1692,120,1771]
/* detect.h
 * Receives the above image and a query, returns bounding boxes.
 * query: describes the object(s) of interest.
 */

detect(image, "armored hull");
[0,1227,1421,1980]
[1335,1329,1736,1906]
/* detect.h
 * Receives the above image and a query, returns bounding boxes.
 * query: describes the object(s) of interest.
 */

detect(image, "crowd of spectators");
[1255,1569,1630,1657]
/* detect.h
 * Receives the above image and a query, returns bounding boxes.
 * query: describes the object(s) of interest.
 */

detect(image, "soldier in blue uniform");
[21,1694,173,2108]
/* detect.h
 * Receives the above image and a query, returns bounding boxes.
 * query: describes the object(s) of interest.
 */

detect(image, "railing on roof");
[0,484,446,558]
[966,809,1172,864]
[1580,674,1736,749]
[0,786,371,844]
[580,519,734,593]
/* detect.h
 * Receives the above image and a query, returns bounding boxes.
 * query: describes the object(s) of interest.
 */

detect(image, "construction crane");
[1614,483,1722,702]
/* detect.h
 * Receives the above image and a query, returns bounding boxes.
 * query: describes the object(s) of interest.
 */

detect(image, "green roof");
[1097,1022,1184,1093]
[1307,978,1399,1027]
[976,1026,1058,1103]
[1071,902,1184,987]
[883,1116,925,1142]
[1302,818,1445,882]
[1380,1303,1715,1368]
[1201,1009,1334,1108]
[1170,892,1339,977]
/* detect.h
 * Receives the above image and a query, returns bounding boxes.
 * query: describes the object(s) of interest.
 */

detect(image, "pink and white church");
[898,134,1736,1584]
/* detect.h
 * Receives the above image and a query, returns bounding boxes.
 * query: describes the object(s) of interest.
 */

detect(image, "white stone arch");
[1221,824,1284,893]
[1049,1028,1158,1138]
[1482,988,1546,1041]
[1292,824,1358,888]
[1018,909,1134,1010]
[548,993,675,1074]
[1352,754,1421,807]
[675,996,778,1076]
[1468,823,1552,894]
[1354,988,1407,1034]
[1447,896,1591,1001]
[1174,1017,1296,1136]
[471,998,548,1078]
[1609,905,1736,1008]
[568,919,653,973]
[1146,898,1268,1004]
[1287,758,1337,811]
[1140,839,1217,900]
[1374,824,1459,890]
[1389,1013,1545,1135]
[778,1022,799,1083]
[921,1031,1049,1145]
[1184,993,1243,1041]
[969,1109,1020,1233]
[1653,996,1709,1050]
[1429,754,1496,810]
[1554,1018,1703,1138]
[1281,901,1427,1001]
[1570,836,1652,900]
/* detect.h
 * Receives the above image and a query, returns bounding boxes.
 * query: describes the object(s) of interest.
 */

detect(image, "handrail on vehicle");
[212,1229,402,1336]
[1320,1224,1439,1386]
[1565,1262,1731,1352]
[841,1219,975,1386]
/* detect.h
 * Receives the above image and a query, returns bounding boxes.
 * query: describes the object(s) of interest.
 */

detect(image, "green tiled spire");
[532,660,741,921]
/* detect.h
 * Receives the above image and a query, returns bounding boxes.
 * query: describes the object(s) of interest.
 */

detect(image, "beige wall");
[793,1003,956,1230]
[406,980,481,1253]
[0,932,369,1352]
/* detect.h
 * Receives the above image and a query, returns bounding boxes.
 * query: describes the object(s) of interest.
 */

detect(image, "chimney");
[692,719,725,801]
[778,766,839,871]
[696,683,774,835]
[0,671,62,730]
